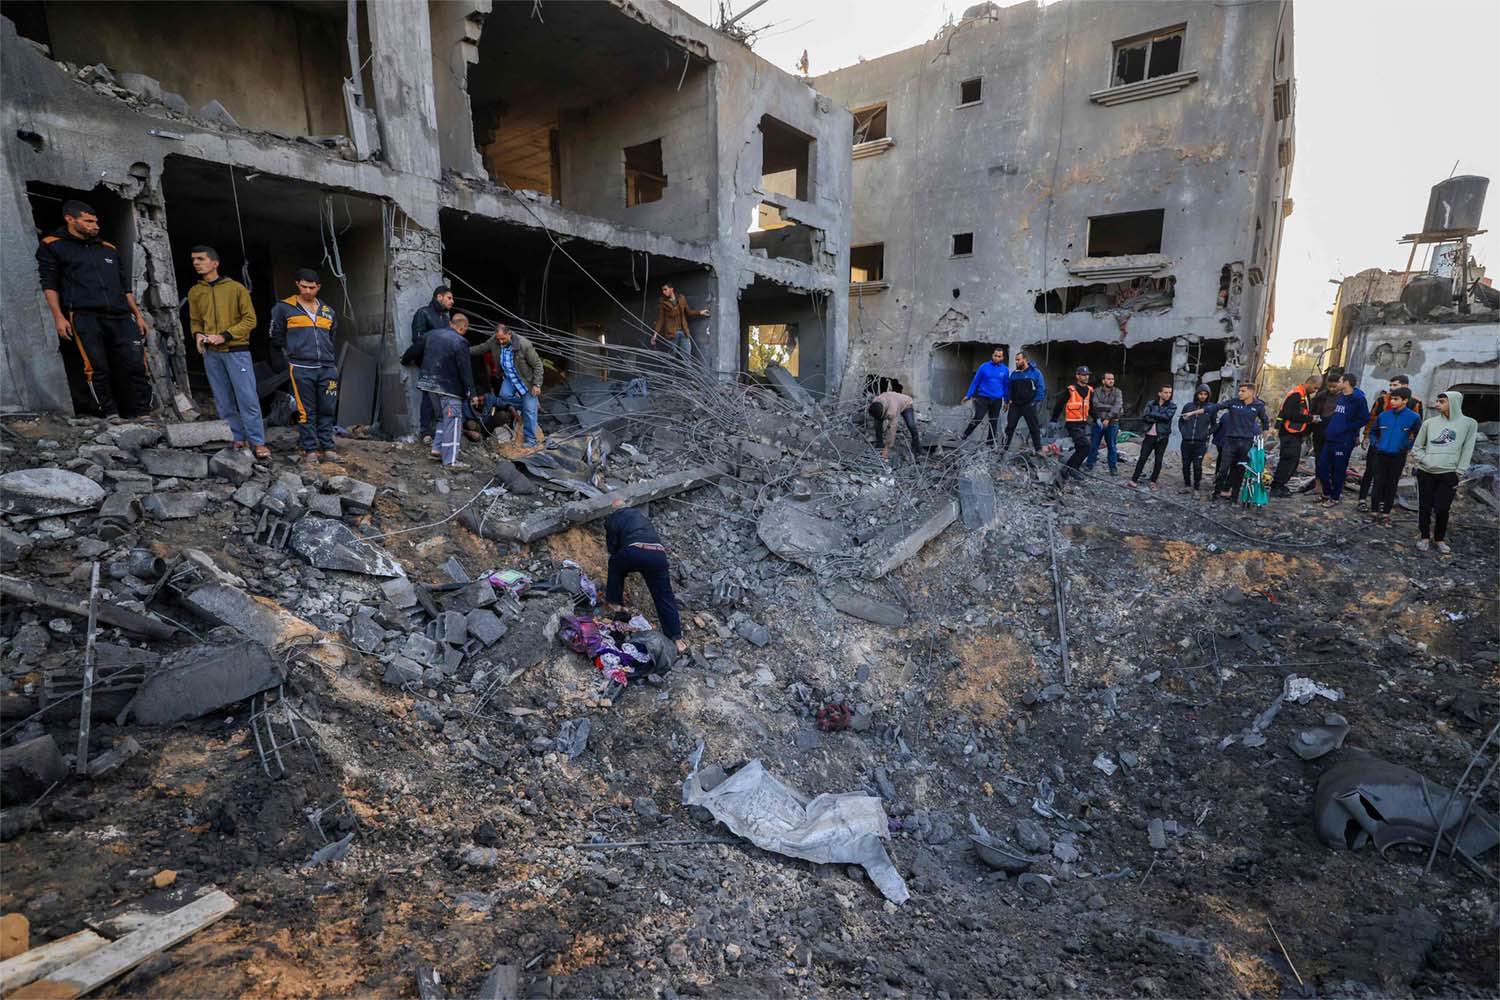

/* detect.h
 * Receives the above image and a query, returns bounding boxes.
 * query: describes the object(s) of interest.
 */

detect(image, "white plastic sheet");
[682,744,909,904]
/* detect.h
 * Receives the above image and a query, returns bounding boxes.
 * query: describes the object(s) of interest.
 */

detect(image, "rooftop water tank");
[1422,175,1488,234]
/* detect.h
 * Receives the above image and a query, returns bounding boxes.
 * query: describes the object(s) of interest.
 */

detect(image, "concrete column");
[1168,337,1198,451]
[710,268,740,383]
[387,213,444,438]
[0,148,71,412]
[367,0,441,180]
[427,0,488,176]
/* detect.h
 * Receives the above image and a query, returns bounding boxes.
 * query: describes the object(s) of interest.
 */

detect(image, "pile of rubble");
[1,391,1498,997]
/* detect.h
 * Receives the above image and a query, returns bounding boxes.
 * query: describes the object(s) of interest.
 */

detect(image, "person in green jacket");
[1408,389,1477,554]
[187,246,266,458]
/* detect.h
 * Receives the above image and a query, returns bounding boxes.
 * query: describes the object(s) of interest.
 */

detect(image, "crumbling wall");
[1342,320,1500,408]
[814,0,1289,404]
[428,0,488,177]
[42,1,351,136]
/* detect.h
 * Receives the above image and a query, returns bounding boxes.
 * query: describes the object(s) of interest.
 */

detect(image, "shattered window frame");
[958,77,982,107]
[1111,25,1185,87]
[852,103,889,145]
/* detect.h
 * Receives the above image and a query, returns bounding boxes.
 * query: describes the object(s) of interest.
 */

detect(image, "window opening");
[851,243,885,283]
[1112,25,1184,86]
[952,233,974,257]
[624,139,666,207]
[747,324,798,377]
[1086,209,1164,257]
[852,104,888,144]
[760,115,813,201]
[959,78,982,105]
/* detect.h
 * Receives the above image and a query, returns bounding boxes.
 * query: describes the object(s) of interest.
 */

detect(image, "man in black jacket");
[1128,385,1176,487]
[1177,385,1214,493]
[36,200,154,417]
[1181,383,1269,502]
[406,285,453,443]
[603,503,686,653]
[417,318,479,469]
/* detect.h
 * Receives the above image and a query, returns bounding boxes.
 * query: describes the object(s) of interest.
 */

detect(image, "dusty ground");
[2,413,1497,998]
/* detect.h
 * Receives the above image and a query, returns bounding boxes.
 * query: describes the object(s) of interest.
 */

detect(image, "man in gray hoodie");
[1408,389,1477,554]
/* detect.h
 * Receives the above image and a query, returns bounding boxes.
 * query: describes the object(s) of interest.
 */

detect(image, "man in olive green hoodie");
[1408,389,1477,554]
[187,246,266,458]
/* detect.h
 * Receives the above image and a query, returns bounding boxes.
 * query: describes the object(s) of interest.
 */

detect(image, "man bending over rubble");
[868,389,919,461]
[603,502,687,654]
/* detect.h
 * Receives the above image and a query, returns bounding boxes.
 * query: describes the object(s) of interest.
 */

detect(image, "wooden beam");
[0,930,109,993]
[0,576,176,640]
[466,464,729,543]
[870,500,958,579]
[11,891,236,1000]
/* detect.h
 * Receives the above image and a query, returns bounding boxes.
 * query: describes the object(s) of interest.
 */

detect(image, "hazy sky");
[717,0,1500,365]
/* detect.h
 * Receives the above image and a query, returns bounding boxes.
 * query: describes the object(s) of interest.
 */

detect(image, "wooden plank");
[870,500,958,578]
[0,576,176,641]
[0,930,109,993]
[11,891,235,1000]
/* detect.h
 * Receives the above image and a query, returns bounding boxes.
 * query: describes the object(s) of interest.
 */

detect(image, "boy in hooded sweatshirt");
[1408,389,1477,554]
[1315,372,1369,506]
[1177,385,1214,493]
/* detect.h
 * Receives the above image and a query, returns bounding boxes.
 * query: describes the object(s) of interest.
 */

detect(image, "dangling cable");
[227,166,251,293]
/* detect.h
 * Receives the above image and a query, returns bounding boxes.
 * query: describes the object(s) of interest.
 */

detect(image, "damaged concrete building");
[814,0,1294,436]
[0,0,852,428]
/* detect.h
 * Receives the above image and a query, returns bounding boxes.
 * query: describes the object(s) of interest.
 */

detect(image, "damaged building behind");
[0,0,852,428]
[814,0,1294,433]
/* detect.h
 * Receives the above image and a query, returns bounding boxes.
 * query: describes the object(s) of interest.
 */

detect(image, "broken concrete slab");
[829,591,908,627]
[124,643,283,724]
[180,582,344,669]
[0,468,105,517]
[0,735,67,805]
[763,362,814,407]
[0,574,175,640]
[468,464,729,544]
[307,493,343,518]
[351,614,384,654]
[383,656,423,686]
[208,447,255,484]
[97,491,143,525]
[401,633,441,667]
[231,482,266,508]
[143,492,209,520]
[86,735,143,778]
[757,499,850,569]
[381,576,418,609]
[163,420,234,448]
[0,526,34,567]
[493,460,539,495]
[138,449,209,479]
[958,466,997,529]
[436,611,468,646]
[106,424,163,451]
[870,500,959,578]
[289,516,404,577]
[466,609,508,646]
[328,475,376,512]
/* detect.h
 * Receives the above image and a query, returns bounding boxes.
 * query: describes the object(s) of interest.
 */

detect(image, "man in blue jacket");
[960,347,1009,446]
[269,268,340,465]
[1181,382,1268,502]
[1315,372,1370,506]
[1001,351,1046,453]
[1366,386,1421,526]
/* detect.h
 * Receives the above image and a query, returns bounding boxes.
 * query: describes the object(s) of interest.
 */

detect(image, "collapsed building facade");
[0,0,852,428]
[814,0,1295,437]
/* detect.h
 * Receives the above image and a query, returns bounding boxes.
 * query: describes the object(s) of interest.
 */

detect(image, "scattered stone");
[1148,817,1167,850]
[383,656,423,686]
[1119,750,1140,768]
[401,633,441,667]
[1017,873,1054,900]
[143,492,210,520]
[736,620,771,647]
[138,448,210,478]
[442,556,470,583]
[209,446,255,484]
[555,718,591,759]
[231,481,266,507]
[1052,841,1080,863]
[756,499,849,568]
[633,796,662,821]
[151,869,178,888]
[351,614,384,653]
[328,475,376,511]
[829,590,907,627]
[107,424,163,451]
[289,517,404,577]
[460,845,501,868]
[0,526,34,567]
[87,736,143,778]
[1014,819,1051,854]
[307,493,343,518]
[0,735,67,805]
[0,468,105,516]
[795,728,822,750]
[10,624,50,659]
[698,764,729,792]
[958,465,998,528]
[413,701,445,730]
[382,576,418,609]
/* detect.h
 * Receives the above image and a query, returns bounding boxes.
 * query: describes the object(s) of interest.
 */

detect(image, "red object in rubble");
[816,702,852,732]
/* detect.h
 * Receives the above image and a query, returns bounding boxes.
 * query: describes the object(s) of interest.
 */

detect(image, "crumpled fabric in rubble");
[558,614,653,687]
[682,742,910,905]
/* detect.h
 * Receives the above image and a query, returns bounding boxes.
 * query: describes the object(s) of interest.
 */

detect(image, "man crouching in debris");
[418,315,480,470]
[603,501,687,655]
[269,269,340,465]
[472,323,544,450]
[868,389,919,461]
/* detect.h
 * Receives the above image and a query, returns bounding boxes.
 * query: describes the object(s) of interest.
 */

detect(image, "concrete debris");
[382,576,419,609]
[289,517,404,577]
[383,656,423,687]
[0,468,105,517]
[163,422,233,449]
[756,499,849,568]
[555,718,592,759]
[328,475,377,512]
[180,582,344,668]
[466,609,508,646]
[138,448,209,478]
[829,590,907,627]
[1284,674,1343,704]
[0,526,34,566]
[123,643,284,724]
[143,492,210,520]
[0,735,67,805]
[0,573,175,639]
[307,493,343,518]
[86,735,143,778]
[683,744,909,904]
[208,446,255,484]
[958,465,998,529]
[1290,714,1349,761]
[871,500,959,578]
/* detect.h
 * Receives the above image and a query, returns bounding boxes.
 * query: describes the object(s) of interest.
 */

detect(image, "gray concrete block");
[209,446,255,484]
[232,481,266,508]
[466,608,507,646]
[437,610,468,646]
[0,468,105,517]
[143,492,210,520]
[106,424,163,451]
[328,475,376,512]
[307,493,344,517]
[289,517,404,577]
[139,448,209,479]
[383,655,423,686]
[382,576,418,609]
[163,420,233,448]
[401,632,441,666]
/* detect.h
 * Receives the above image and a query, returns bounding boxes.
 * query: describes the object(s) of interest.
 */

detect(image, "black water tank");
[1423,175,1488,233]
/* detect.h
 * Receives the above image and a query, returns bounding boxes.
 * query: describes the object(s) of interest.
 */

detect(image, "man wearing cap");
[1050,366,1094,477]
[269,269,341,465]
